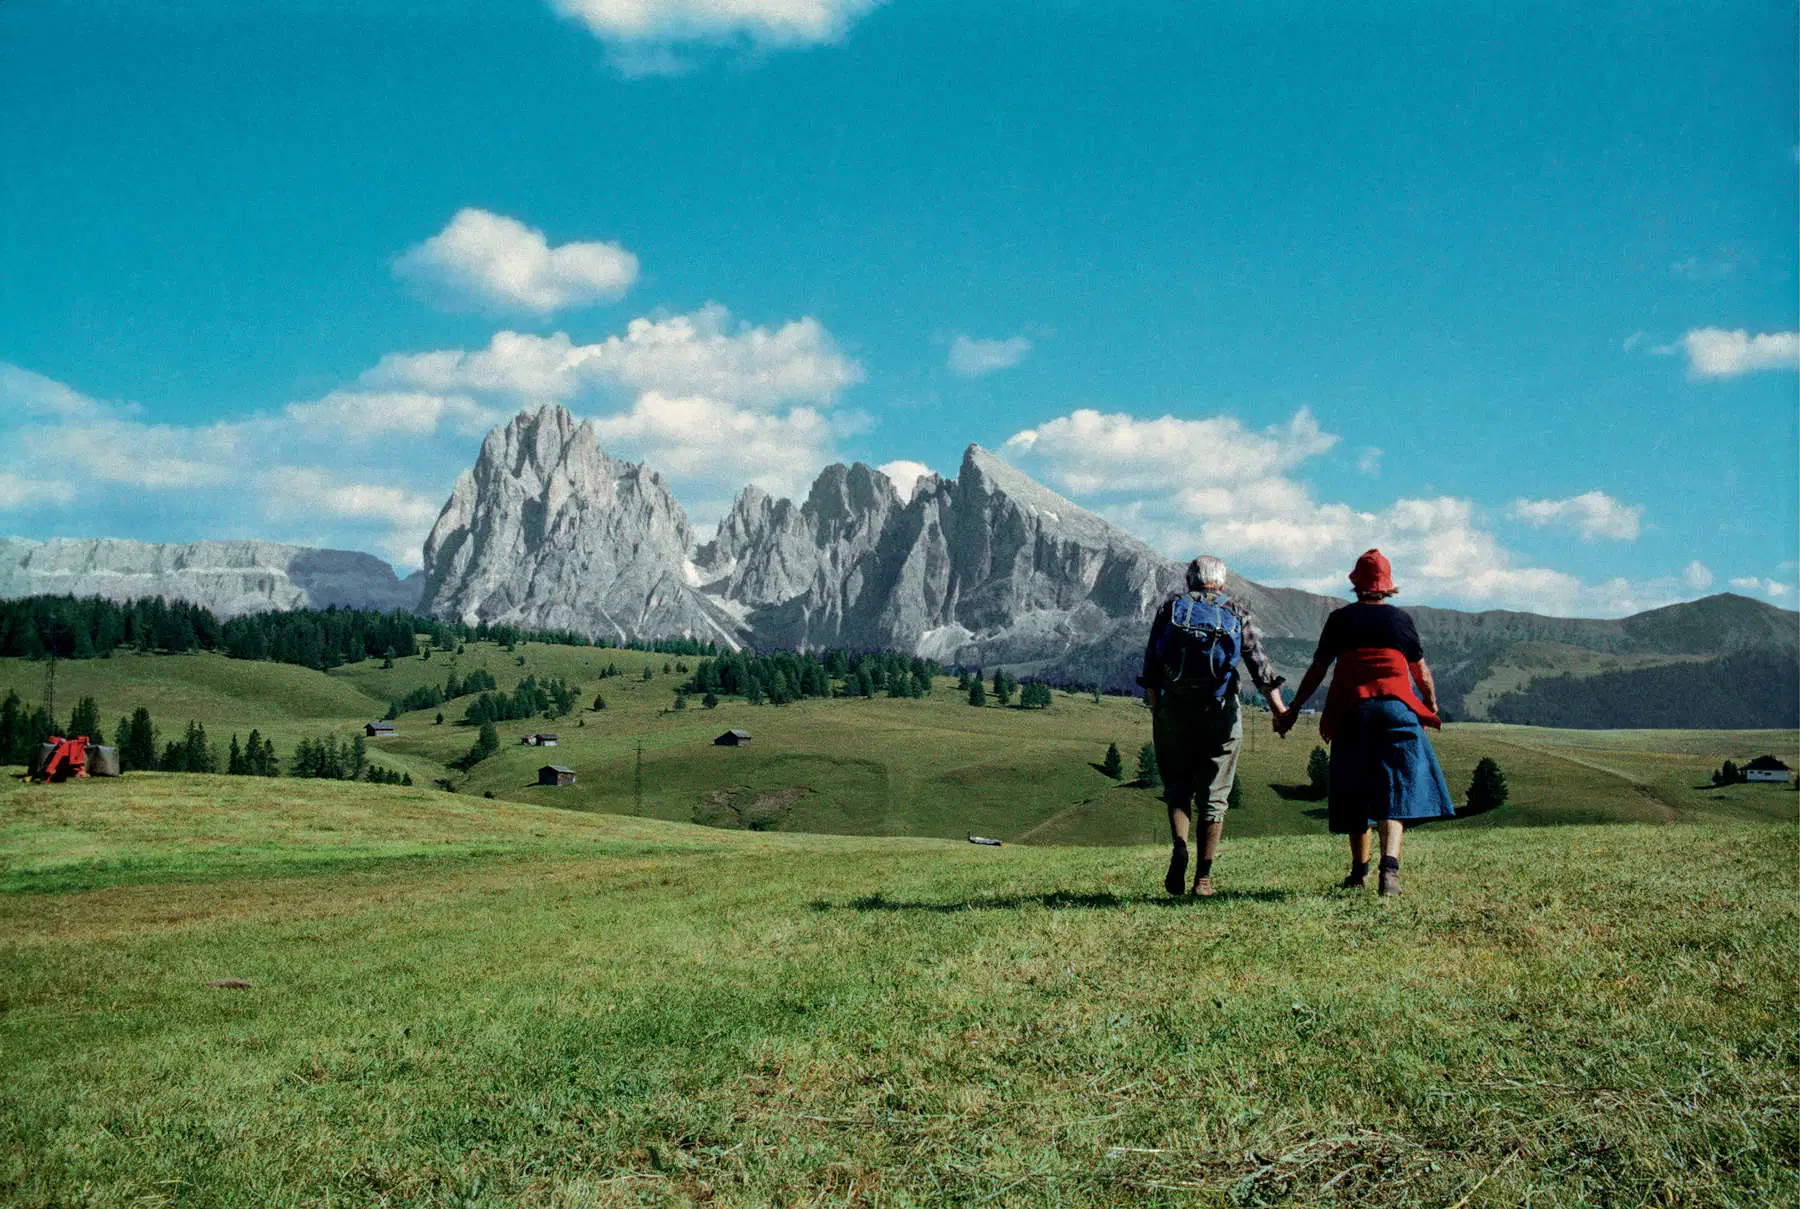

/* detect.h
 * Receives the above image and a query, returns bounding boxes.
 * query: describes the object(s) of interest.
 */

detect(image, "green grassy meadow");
[2,774,1796,1208]
[5,641,1795,845]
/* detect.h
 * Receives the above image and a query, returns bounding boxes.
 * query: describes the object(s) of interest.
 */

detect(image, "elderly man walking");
[1140,556,1288,896]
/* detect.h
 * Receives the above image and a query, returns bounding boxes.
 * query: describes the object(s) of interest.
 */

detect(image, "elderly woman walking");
[1274,549,1454,895]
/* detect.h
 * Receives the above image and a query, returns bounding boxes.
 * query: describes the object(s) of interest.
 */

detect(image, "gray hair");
[1186,556,1228,590]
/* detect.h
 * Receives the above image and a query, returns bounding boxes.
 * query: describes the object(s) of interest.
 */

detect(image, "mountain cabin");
[537,765,576,787]
[519,733,559,747]
[365,722,397,738]
[1744,756,1791,783]
[714,730,752,746]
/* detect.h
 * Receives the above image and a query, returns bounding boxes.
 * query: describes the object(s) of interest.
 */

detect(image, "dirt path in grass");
[1483,736,1679,823]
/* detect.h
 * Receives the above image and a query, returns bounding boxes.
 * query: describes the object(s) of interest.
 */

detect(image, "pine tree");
[0,691,25,765]
[674,693,687,711]
[1466,757,1509,813]
[1307,746,1331,797]
[642,667,654,681]
[992,669,1012,707]
[1101,742,1123,779]
[1136,743,1160,787]
[435,712,445,725]
[968,678,987,707]
[124,707,157,771]
[67,696,102,741]
[350,733,368,779]
[702,692,719,709]
[592,693,607,710]
[113,716,133,767]
[228,734,245,776]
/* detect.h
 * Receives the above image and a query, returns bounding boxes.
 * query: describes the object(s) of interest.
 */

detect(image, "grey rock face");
[419,404,743,646]
[0,537,422,616]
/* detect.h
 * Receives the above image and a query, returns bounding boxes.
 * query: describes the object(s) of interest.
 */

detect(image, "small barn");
[538,764,576,787]
[1744,755,1792,783]
[520,733,561,747]
[714,730,752,747]
[365,722,397,738]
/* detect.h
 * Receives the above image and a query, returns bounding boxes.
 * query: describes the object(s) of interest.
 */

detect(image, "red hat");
[1349,548,1395,594]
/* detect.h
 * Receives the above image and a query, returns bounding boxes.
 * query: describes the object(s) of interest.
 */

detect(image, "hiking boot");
[1378,869,1401,897]
[1339,871,1367,890]
[1192,875,1215,897]
[1164,844,1189,896]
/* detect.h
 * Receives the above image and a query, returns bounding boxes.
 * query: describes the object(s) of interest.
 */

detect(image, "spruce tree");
[1466,757,1509,813]
[1307,746,1331,797]
[1101,742,1123,779]
[228,734,244,776]
[114,716,133,768]
[67,696,102,741]
[1136,743,1160,787]
[0,691,25,765]
[702,692,719,709]
[968,678,987,707]
[124,707,157,771]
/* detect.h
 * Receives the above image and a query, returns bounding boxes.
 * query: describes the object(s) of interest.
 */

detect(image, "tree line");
[682,650,940,705]
[0,595,722,672]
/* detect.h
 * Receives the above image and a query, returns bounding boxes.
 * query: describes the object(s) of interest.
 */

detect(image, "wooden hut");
[365,721,397,738]
[537,764,576,787]
[714,730,752,746]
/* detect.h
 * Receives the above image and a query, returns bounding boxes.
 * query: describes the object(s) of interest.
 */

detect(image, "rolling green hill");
[1,778,1794,1207]
[5,642,1796,847]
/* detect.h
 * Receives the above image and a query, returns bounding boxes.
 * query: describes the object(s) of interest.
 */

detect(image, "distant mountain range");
[5,404,1795,727]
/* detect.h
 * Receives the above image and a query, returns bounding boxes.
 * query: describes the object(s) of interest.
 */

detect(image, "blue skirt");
[1327,697,1456,834]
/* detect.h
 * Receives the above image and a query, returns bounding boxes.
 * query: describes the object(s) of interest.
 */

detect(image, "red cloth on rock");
[1320,649,1438,743]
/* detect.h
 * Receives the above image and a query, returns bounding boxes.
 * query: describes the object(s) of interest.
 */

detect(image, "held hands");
[1271,707,1297,738]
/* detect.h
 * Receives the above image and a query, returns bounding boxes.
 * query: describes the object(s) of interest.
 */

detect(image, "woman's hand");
[1271,707,1296,738]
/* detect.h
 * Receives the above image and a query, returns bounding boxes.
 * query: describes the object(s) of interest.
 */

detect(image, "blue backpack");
[1154,593,1242,700]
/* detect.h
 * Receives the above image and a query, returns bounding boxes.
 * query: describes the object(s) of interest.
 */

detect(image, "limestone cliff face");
[0,537,421,616]
[419,404,741,645]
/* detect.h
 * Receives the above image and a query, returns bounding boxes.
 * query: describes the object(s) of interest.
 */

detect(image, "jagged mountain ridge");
[0,537,422,617]
[418,406,1798,724]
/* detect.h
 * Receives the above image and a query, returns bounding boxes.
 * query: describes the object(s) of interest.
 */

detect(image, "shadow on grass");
[811,888,1292,913]
[1270,783,1327,802]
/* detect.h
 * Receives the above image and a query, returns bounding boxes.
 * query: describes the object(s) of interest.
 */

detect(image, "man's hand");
[1271,707,1296,738]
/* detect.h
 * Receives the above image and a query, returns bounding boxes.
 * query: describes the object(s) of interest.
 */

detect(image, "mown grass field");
[2,775,1796,1208]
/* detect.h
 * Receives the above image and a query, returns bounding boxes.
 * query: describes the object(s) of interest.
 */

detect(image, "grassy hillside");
[1,779,1795,1207]
[5,642,1795,846]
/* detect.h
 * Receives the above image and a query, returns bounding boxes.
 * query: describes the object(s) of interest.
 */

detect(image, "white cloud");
[550,0,881,52]
[586,392,856,499]
[1004,407,1336,495]
[285,391,500,439]
[0,471,75,510]
[1681,560,1714,591]
[948,334,1032,378]
[367,304,861,408]
[393,209,638,314]
[877,460,933,502]
[1002,407,1706,617]
[1355,447,1383,476]
[1665,328,1800,378]
[1730,576,1795,599]
[1669,252,1739,281]
[1509,491,1644,541]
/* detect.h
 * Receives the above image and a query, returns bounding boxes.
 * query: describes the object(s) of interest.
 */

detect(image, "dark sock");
[1379,855,1399,873]
[1195,859,1213,877]
[1349,860,1370,879]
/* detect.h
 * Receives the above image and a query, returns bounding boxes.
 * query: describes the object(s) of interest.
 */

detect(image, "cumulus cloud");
[1355,447,1383,476]
[1682,561,1714,591]
[1730,576,1794,599]
[1665,328,1800,378]
[284,391,501,439]
[877,460,934,502]
[1004,407,1335,495]
[393,209,638,314]
[367,304,861,408]
[549,0,882,72]
[1002,406,1703,616]
[0,471,74,510]
[947,334,1032,378]
[1509,491,1644,541]
[586,392,858,499]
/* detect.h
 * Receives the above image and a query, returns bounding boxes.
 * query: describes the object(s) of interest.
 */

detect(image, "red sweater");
[1320,648,1440,743]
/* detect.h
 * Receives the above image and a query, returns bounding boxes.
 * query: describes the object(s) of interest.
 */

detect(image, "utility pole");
[633,736,644,816]
[44,653,57,732]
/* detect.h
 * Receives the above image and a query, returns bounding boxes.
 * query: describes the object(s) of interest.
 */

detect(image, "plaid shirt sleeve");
[1229,600,1286,697]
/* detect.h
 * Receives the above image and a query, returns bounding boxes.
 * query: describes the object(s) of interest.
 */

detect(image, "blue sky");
[2,0,1795,614]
